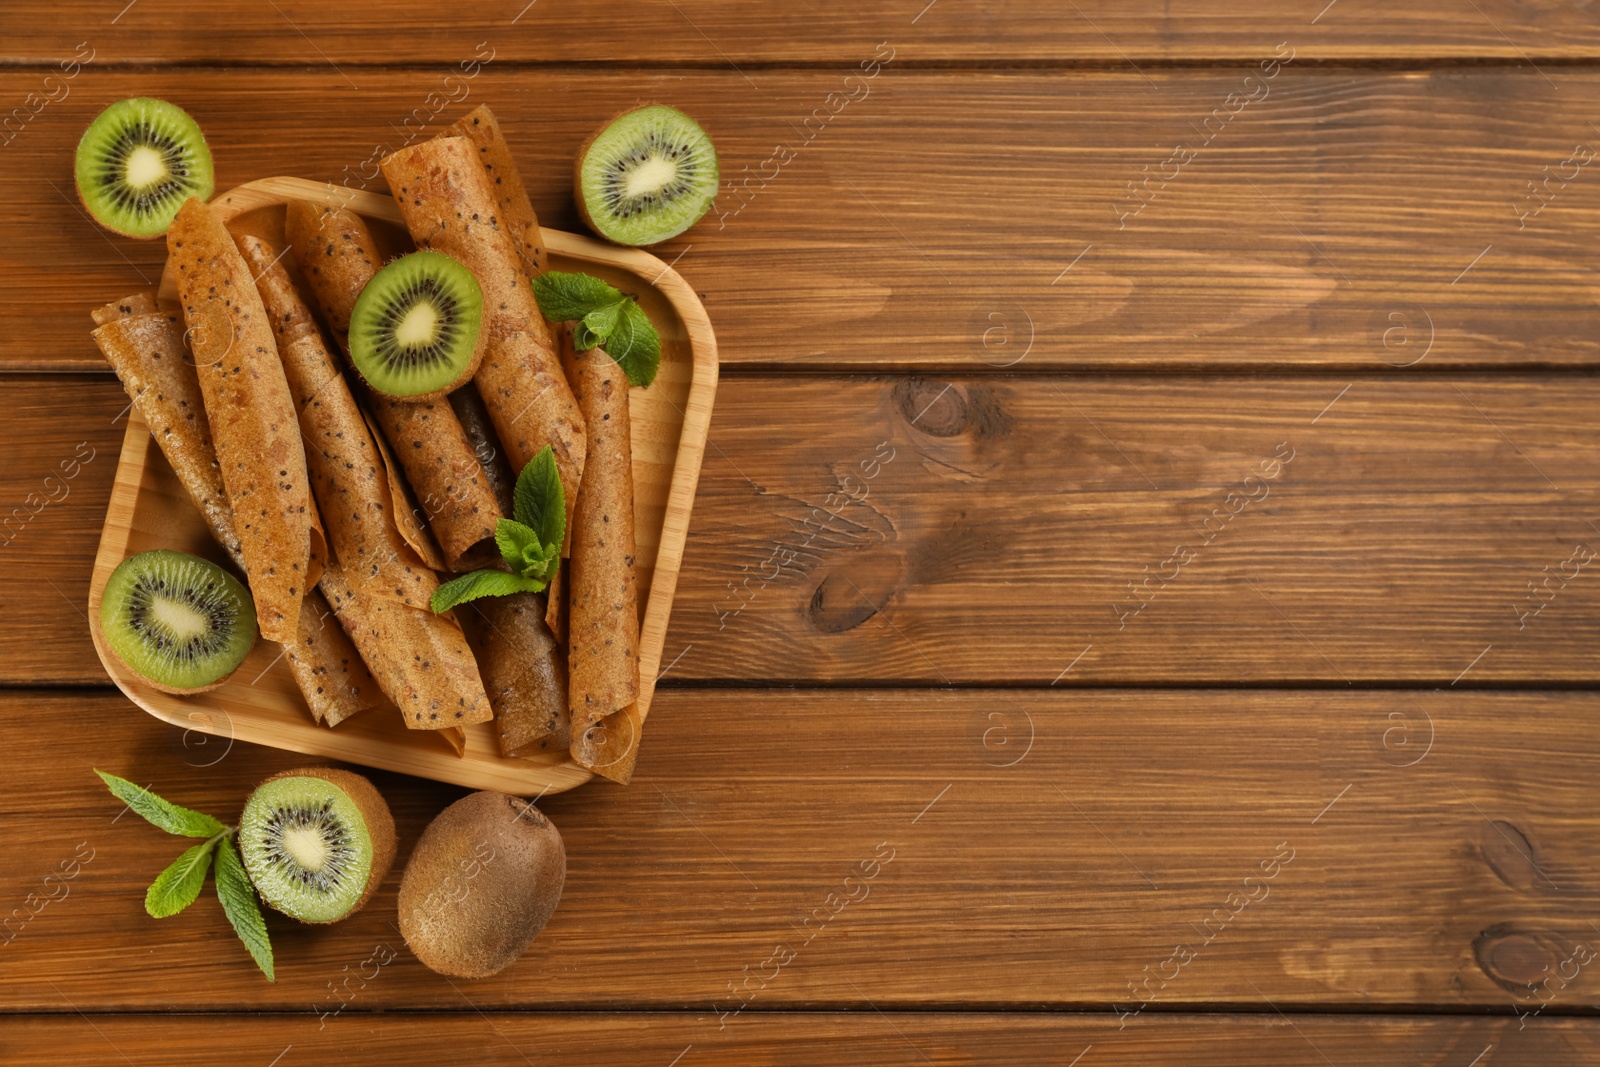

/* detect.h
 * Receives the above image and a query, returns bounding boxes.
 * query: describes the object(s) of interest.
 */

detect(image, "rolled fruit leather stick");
[289,201,566,746]
[446,104,548,276]
[166,197,312,644]
[562,327,643,785]
[450,386,570,756]
[435,107,571,638]
[235,233,492,732]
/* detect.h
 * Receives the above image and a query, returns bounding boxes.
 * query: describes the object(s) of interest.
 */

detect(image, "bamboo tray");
[88,177,717,795]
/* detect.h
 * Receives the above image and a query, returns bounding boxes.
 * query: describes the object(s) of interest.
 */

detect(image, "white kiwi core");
[124,145,169,190]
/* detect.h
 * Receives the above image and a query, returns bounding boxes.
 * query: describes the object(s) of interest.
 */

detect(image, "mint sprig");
[97,769,274,981]
[96,769,228,837]
[146,840,220,918]
[431,568,544,610]
[532,270,661,387]
[512,442,566,552]
[215,837,274,981]
[431,447,566,613]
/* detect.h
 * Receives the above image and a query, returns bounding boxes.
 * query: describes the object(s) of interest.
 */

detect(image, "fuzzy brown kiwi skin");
[75,183,164,241]
[398,791,566,978]
[90,610,248,695]
[252,767,397,925]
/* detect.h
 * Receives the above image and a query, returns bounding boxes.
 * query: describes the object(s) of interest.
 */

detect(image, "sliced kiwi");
[348,251,485,401]
[575,105,719,246]
[239,768,396,925]
[98,549,255,694]
[74,98,214,239]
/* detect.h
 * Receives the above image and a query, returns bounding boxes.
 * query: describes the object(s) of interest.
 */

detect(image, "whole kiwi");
[398,791,566,978]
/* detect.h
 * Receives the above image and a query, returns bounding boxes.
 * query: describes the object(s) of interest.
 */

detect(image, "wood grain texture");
[4,1013,1593,1066]
[3,688,1600,1011]
[5,70,1600,372]
[9,374,1600,686]
[7,3,1600,1042]
[0,376,126,682]
[6,1,1600,64]
[669,374,1600,684]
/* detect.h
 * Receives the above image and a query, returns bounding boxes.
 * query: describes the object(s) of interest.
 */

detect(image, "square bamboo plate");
[88,177,717,796]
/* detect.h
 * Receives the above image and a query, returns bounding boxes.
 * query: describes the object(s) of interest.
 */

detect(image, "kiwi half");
[348,251,485,400]
[98,549,255,694]
[239,768,396,925]
[575,105,719,246]
[74,98,214,239]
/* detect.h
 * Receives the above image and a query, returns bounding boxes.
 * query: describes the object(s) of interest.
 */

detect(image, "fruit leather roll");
[562,329,642,784]
[450,386,570,756]
[286,200,501,569]
[379,137,586,529]
[91,296,381,727]
[434,110,568,637]
[167,198,312,644]
[316,564,488,730]
[446,104,547,276]
[235,235,491,731]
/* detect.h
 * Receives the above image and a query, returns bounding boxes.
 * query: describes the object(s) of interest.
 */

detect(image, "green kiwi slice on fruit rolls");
[575,105,719,246]
[74,98,213,239]
[97,549,255,694]
[239,768,396,924]
[347,250,485,401]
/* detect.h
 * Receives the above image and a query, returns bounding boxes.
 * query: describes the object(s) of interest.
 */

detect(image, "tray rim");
[90,176,719,794]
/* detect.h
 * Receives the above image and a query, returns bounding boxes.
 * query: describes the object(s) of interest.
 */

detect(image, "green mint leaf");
[512,446,565,550]
[572,320,603,352]
[430,569,545,613]
[523,540,560,580]
[606,300,661,387]
[145,839,217,918]
[495,518,544,573]
[581,301,623,342]
[215,836,275,982]
[97,770,229,838]
[532,271,623,323]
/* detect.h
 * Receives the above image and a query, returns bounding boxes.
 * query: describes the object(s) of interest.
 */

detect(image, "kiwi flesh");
[75,98,214,239]
[398,791,565,978]
[97,549,255,694]
[239,768,396,924]
[575,105,719,246]
[347,251,485,401]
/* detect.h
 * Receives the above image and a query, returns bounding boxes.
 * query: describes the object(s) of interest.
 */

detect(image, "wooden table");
[4,3,1599,1062]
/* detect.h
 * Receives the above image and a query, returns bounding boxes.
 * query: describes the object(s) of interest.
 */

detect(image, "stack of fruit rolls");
[235,232,491,734]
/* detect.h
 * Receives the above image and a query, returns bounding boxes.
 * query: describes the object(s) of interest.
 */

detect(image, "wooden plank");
[8,374,1600,686]
[7,1,1600,65]
[0,376,127,683]
[5,69,1600,372]
[3,1013,1592,1066]
[4,688,1600,1012]
[666,374,1600,684]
